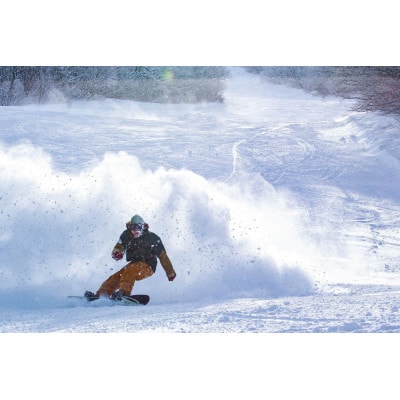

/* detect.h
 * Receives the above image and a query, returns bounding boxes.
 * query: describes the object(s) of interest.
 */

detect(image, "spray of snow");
[0,140,321,306]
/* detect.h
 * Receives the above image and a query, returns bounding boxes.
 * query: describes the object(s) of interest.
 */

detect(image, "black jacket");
[117,228,166,272]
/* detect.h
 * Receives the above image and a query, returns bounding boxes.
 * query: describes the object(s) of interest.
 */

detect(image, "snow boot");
[84,291,100,301]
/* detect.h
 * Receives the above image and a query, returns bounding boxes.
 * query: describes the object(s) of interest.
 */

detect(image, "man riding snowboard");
[84,214,176,301]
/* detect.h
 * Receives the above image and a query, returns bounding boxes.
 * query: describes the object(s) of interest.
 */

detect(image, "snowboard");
[68,294,150,305]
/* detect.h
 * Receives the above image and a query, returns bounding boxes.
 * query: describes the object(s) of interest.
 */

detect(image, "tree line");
[0,66,228,106]
[3,66,399,114]
[247,66,400,115]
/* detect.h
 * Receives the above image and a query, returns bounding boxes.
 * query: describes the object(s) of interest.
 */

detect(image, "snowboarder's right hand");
[112,250,123,260]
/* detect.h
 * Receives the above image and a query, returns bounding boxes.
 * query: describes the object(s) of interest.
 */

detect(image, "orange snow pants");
[96,261,153,297]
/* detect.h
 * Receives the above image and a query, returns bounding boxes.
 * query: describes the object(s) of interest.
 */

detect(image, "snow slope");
[2,66,400,398]
[1,68,400,332]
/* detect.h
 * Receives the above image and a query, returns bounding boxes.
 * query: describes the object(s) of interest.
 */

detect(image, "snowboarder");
[84,214,176,301]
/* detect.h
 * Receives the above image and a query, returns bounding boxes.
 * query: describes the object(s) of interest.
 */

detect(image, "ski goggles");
[130,223,144,231]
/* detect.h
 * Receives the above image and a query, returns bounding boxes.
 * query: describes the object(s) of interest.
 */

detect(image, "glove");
[112,250,123,261]
[167,271,176,281]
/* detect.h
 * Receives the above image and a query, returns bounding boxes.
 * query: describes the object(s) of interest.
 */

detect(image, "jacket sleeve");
[112,232,126,254]
[158,250,176,278]
[112,242,124,254]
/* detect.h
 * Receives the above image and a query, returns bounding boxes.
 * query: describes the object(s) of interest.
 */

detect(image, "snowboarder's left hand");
[112,250,123,260]
[167,271,176,281]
